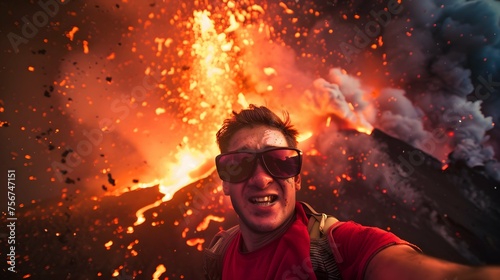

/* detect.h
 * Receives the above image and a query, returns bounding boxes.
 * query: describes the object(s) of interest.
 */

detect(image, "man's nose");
[248,160,273,188]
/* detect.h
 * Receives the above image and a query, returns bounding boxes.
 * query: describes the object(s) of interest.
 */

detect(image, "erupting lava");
[124,3,378,226]
[124,4,267,225]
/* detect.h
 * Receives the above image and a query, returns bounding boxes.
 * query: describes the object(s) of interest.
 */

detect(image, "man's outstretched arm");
[365,245,500,280]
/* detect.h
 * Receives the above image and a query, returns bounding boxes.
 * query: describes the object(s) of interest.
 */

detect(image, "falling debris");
[66,26,79,41]
[107,173,116,186]
[65,178,76,184]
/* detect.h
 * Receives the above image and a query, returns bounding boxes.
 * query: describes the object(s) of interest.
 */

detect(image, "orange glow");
[297,131,313,142]
[83,40,89,54]
[155,107,166,115]
[326,116,332,127]
[279,2,294,14]
[127,240,139,249]
[125,7,261,225]
[356,125,374,135]
[263,67,277,76]
[106,52,116,60]
[186,238,205,246]
[182,227,189,238]
[186,238,205,251]
[152,264,166,280]
[196,215,225,231]
[238,93,249,108]
[104,240,113,250]
[66,26,79,41]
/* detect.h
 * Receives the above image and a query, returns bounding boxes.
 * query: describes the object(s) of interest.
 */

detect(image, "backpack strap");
[300,201,344,279]
[301,201,339,238]
[202,225,240,280]
[327,221,345,264]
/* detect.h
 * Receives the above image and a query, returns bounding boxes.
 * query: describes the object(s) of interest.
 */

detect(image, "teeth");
[254,196,272,202]
[251,195,276,204]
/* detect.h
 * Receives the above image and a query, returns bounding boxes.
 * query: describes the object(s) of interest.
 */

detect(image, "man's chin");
[248,223,279,233]
[243,216,283,233]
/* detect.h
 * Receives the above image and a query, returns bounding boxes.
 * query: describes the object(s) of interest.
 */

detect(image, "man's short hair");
[216,104,299,153]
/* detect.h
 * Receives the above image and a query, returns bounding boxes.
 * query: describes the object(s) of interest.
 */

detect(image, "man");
[204,104,500,280]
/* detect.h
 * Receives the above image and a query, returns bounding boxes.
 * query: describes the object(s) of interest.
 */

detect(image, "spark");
[196,215,225,231]
[152,264,166,280]
[66,26,79,41]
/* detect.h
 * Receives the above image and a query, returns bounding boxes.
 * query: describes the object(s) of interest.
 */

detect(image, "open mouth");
[249,195,278,206]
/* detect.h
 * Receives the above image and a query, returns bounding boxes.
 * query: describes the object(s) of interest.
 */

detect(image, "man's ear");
[294,175,301,191]
[222,182,231,195]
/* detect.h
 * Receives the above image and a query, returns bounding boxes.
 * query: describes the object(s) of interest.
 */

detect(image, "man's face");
[222,125,301,233]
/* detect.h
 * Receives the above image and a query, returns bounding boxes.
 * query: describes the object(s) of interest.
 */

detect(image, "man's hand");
[365,245,500,280]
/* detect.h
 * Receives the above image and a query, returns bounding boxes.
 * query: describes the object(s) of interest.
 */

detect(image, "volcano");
[3,128,499,279]
[2,1,500,279]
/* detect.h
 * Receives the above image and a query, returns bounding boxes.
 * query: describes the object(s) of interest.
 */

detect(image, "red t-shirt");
[222,203,317,280]
[222,203,419,280]
[330,221,419,280]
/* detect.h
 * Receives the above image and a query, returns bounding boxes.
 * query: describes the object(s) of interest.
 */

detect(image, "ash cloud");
[386,0,500,180]
[308,0,500,181]
[232,0,500,180]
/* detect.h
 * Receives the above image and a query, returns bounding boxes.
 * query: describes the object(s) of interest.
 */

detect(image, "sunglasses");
[215,147,302,183]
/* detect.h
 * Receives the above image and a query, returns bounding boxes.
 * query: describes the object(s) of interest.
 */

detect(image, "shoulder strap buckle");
[301,201,339,238]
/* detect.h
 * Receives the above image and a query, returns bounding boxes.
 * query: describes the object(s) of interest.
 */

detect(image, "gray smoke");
[315,0,500,181]
[388,0,500,180]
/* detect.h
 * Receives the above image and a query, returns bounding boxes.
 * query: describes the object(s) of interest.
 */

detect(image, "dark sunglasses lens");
[262,149,301,178]
[216,153,256,182]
